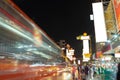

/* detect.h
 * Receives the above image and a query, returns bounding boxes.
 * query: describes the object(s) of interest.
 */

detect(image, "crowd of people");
[71,62,120,80]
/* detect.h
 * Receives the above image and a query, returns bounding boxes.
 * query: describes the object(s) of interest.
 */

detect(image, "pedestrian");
[84,64,89,80]
[72,65,79,80]
[116,63,120,80]
[81,65,85,80]
[72,65,76,80]
[75,68,78,80]
[84,65,89,75]
[89,65,94,79]
[77,65,80,73]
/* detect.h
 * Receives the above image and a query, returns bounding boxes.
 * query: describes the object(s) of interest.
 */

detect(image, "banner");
[113,0,120,31]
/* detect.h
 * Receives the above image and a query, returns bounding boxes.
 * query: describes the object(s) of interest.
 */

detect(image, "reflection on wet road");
[42,71,73,80]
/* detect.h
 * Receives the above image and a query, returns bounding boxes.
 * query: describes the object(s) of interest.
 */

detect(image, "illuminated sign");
[84,53,91,58]
[66,49,74,60]
[81,36,90,40]
[78,60,80,64]
[83,40,89,53]
[113,0,120,31]
[115,53,120,58]
[92,2,107,42]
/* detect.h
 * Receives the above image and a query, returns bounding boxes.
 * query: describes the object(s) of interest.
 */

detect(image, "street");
[42,71,73,80]
[0,62,75,80]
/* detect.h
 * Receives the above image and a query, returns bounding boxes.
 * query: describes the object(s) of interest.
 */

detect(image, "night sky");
[13,0,95,58]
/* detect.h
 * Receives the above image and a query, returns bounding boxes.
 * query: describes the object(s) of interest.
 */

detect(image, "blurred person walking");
[89,65,94,79]
[117,63,120,80]
[81,65,86,80]
[72,65,76,80]
[75,68,79,80]
[84,64,89,80]
[72,65,79,80]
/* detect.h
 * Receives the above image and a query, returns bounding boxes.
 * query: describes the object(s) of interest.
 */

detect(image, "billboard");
[66,49,74,60]
[83,40,89,53]
[113,0,120,31]
[92,2,107,42]
[82,35,91,61]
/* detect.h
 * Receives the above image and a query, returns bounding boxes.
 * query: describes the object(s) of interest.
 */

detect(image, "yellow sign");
[84,53,91,58]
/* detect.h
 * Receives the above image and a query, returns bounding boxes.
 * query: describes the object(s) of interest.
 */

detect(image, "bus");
[0,0,65,80]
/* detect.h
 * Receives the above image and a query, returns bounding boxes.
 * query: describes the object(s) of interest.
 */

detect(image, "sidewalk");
[92,75,102,80]
[80,73,102,80]
[87,74,102,80]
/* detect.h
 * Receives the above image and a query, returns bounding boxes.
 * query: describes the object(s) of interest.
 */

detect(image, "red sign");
[113,0,120,31]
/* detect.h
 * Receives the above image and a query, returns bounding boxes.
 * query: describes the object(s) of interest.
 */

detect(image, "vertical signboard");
[92,2,107,42]
[113,0,120,31]
[81,34,91,61]
[66,49,74,60]
[83,40,89,53]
